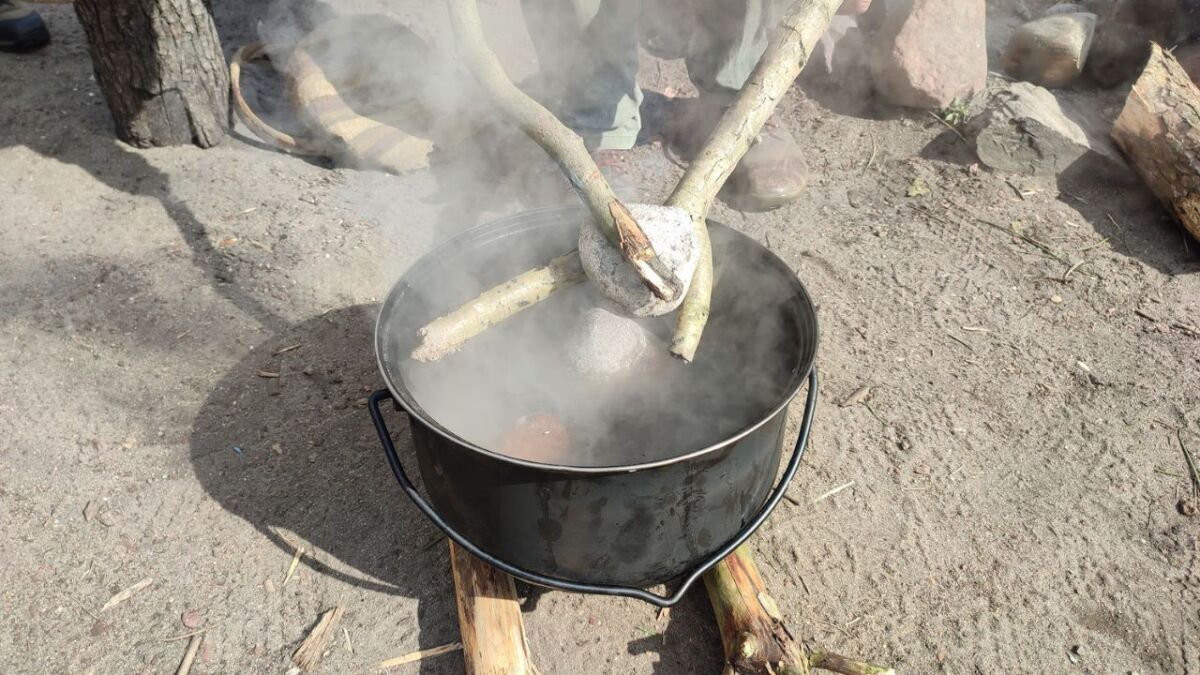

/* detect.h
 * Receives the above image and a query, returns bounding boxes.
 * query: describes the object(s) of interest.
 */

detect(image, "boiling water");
[397,231,807,468]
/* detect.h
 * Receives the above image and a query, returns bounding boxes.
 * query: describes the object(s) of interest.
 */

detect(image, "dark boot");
[666,94,808,213]
[0,0,50,53]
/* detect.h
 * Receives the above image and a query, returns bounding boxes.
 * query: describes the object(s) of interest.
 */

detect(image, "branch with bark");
[705,547,893,675]
[1110,43,1200,244]
[413,0,840,362]
[446,0,682,303]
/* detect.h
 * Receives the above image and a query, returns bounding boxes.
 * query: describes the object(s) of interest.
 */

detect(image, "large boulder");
[868,0,988,109]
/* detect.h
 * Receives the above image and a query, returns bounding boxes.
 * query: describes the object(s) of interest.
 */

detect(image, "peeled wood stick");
[450,541,539,675]
[411,252,584,361]
[667,0,843,361]
[415,0,840,362]
[704,546,893,675]
[445,0,681,302]
[175,634,203,675]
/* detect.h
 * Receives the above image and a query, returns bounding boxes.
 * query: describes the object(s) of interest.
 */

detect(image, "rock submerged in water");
[565,306,651,380]
[499,412,571,463]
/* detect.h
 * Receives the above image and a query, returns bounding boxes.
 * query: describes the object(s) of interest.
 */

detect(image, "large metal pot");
[368,206,818,606]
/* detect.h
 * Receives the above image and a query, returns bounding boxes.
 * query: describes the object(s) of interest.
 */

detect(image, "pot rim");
[375,205,819,475]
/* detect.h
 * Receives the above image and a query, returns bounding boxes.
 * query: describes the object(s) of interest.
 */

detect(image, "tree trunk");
[1111,43,1200,243]
[75,0,229,148]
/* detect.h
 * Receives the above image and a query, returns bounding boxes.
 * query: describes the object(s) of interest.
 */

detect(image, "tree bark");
[704,547,894,675]
[75,0,229,148]
[1111,43,1200,243]
[450,542,539,675]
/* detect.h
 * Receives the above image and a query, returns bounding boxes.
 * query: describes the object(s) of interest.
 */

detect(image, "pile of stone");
[965,0,1200,180]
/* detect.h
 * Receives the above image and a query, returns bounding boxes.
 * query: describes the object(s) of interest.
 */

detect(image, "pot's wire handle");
[368,368,818,608]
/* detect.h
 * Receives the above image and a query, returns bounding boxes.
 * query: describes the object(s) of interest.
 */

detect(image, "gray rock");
[565,307,650,380]
[578,203,699,318]
[968,81,1132,180]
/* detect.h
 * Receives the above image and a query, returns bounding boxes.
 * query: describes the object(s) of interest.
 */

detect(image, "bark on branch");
[446,0,682,302]
[667,0,844,361]
[704,547,894,675]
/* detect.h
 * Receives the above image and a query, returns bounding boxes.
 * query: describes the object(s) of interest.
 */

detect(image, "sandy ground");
[2,1,1199,673]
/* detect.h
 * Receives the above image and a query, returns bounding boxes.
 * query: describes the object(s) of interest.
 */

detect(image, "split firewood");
[291,606,345,673]
[450,542,539,675]
[1110,44,1200,243]
[413,0,842,363]
[704,546,893,675]
[1003,13,1096,87]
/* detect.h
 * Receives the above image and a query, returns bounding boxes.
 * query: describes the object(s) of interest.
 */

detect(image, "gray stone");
[1004,13,1097,88]
[578,203,699,318]
[868,0,988,109]
[565,307,650,380]
[968,81,1131,180]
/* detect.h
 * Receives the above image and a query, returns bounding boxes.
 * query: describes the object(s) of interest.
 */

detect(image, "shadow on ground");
[186,303,727,674]
[186,304,469,672]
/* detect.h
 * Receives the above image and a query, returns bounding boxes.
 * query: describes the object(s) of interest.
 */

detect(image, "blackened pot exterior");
[374,206,818,588]
[408,402,787,586]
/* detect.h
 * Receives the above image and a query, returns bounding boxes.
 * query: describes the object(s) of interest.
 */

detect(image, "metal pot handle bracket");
[368,368,818,608]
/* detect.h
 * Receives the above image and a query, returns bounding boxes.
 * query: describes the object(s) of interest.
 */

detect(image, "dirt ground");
[2,1,1198,673]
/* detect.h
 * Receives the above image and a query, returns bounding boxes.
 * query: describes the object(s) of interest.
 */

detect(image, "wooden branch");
[705,545,811,675]
[411,252,585,362]
[450,542,539,675]
[1111,43,1200,243]
[413,0,840,363]
[445,0,681,302]
[704,547,892,675]
[230,43,328,157]
[666,0,842,361]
